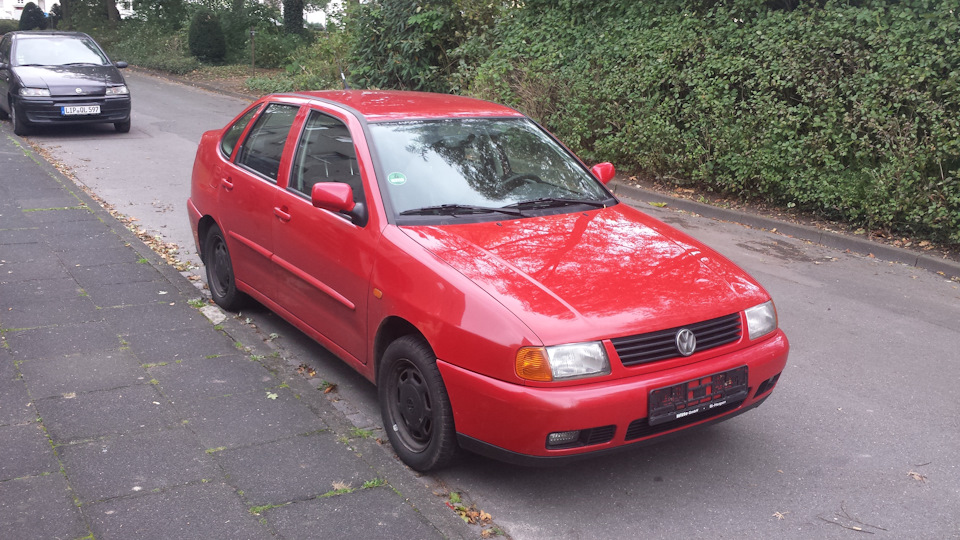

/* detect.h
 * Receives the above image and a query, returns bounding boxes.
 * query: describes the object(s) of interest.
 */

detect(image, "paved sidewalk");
[0,129,471,538]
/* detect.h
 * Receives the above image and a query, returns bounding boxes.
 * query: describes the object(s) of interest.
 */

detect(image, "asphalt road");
[24,71,960,539]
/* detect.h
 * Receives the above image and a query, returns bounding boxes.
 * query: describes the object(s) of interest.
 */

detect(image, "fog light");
[547,430,580,448]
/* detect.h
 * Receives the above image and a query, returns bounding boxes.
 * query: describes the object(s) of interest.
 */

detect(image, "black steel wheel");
[204,224,246,311]
[379,335,457,472]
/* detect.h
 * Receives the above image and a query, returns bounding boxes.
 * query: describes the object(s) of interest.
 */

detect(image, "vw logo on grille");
[676,328,697,356]
[75,88,84,94]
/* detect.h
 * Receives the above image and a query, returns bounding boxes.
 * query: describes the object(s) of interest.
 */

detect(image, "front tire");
[115,119,131,133]
[10,100,29,136]
[379,335,458,472]
[204,224,246,311]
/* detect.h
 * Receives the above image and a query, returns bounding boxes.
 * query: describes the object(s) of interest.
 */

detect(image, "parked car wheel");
[379,335,458,472]
[204,224,246,310]
[10,100,29,136]
[115,119,131,133]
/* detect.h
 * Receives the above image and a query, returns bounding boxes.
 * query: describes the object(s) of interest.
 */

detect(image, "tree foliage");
[473,0,960,244]
[18,2,48,30]
[188,8,227,63]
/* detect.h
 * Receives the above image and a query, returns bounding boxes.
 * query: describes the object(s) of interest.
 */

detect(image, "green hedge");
[473,0,960,244]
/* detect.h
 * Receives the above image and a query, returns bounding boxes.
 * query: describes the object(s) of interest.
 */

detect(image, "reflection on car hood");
[401,204,768,345]
[13,65,124,96]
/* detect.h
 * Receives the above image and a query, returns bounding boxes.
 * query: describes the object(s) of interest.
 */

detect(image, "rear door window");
[236,103,299,182]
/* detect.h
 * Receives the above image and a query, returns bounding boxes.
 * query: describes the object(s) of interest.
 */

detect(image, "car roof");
[10,31,93,40]
[288,90,526,122]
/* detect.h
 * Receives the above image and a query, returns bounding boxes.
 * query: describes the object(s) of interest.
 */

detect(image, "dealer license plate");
[648,366,749,426]
[61,105,100,116]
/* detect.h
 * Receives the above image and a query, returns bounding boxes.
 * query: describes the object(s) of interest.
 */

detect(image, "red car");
[188,91,789,471]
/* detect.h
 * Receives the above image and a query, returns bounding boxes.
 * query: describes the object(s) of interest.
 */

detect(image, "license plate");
[61,105,100,116]
[648,366,749,426]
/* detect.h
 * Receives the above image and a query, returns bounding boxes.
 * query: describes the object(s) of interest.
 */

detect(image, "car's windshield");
[15,36,109,67]
[368,118,612,220]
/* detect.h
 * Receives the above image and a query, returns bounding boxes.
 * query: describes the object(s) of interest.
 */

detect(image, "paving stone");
[125,327,247,365]
[148,354,278,409]
[265,485,445,540]
[0,256,72,285]
[184,389,327,450]
[86,481,270,540]
[0,276,87,304]
[0,226,43,245]
[0,423,59,481]
[55,244,143,268]
[85,279,180,308]
[0,240,49,263]
[22,206,97,225]
[18,350,147,399]
[4,321,123,359]
[0,375,36,427]
[41,219,113,249]
[0,473,89,540]
[70,260,166,288]
[0,290,101,329]
[216,432,368,506]
[100,300,211,335]
[35,384,180,444]
[58,428,218,502]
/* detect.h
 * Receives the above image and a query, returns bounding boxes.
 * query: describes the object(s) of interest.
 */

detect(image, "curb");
[610,180,960,281]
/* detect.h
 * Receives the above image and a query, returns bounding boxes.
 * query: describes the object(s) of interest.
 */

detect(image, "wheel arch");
[373,316,432,383]
[195,215,219,263]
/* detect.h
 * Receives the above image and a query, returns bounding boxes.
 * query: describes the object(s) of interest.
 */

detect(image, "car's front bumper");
[438,329,788,463]
[17,95,130,126]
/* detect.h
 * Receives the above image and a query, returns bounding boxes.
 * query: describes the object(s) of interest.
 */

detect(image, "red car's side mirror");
[312,182,355,213]
[311,182,368,226]
[591,162,616,185]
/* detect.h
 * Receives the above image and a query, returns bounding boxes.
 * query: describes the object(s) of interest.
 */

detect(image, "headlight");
[745,300,777,340]
[19,87,50,97]
[516,342,610,382]
[106,85,129,95]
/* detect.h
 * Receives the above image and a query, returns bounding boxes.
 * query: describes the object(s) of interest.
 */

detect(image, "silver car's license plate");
[62,105,101,116]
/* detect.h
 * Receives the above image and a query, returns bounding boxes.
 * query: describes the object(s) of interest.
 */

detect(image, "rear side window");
[235,103,299,182]
[220,105,261,159]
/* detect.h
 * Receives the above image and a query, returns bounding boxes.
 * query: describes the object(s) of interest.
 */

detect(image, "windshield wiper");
[400,204,524,217]
[504,197,606,210]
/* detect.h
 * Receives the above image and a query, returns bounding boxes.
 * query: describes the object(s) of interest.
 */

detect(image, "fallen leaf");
[266,392,278,400]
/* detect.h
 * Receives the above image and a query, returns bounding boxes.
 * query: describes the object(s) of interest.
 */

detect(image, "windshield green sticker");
[387,172,407,186]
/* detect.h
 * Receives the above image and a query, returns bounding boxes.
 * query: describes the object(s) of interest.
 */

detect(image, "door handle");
[221,177,234,191]
[274,206,291,223]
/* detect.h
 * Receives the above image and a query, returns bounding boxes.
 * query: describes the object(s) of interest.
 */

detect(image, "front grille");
[611,313,742,367]
[624,399,743,441]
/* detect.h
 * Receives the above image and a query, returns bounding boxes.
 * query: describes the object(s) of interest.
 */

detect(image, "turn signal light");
[515,347,552,382]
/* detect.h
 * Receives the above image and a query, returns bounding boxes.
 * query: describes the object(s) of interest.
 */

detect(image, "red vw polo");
[188,90,789,471]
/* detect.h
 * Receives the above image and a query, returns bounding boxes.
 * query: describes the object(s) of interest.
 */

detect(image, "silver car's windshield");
[368,118,612,221]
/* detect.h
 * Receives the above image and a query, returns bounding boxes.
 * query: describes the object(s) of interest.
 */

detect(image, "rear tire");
[204,224,246,311]
[378,335,458,472]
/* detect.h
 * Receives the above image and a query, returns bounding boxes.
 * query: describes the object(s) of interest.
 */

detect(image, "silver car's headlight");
[745,300,778,340]
[20,87,50,97]
[516,341,610,382]
[106,85,129,95]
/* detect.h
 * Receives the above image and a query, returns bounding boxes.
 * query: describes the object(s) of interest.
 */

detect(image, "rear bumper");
[438,330,788,461]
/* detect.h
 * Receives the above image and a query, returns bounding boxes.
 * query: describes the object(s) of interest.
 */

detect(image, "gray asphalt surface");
[17,70,960,539]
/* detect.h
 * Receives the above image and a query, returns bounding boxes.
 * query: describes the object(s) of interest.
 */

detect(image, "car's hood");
[401,204,768,345]
[13,65,124,96]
